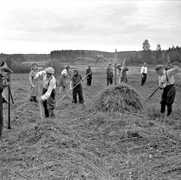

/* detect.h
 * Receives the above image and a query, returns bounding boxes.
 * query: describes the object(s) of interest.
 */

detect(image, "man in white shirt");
[155,65,180,118]
[35,67,56,118]
[140,62,148,86]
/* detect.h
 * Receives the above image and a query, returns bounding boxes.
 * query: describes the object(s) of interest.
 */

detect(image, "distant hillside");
[0,47,181,73]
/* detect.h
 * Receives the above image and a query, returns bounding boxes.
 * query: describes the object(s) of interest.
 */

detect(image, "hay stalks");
[93,83,143,113]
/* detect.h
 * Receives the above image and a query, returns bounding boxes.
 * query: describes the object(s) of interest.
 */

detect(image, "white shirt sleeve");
[34,70,46,79]
[41,77,56,100]
[140,67,143,74]
[61,69,67,76]
[145,67,148,74]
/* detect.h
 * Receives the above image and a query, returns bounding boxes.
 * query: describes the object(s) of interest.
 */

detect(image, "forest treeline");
[0,40,181,73]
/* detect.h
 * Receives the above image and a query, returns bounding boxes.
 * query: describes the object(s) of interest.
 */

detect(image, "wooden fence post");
[114,49,118,85]
[8,77,11,129]
[0,75,3,137]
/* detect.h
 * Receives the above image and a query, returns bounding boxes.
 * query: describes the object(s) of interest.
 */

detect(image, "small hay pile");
[94,83,143,113]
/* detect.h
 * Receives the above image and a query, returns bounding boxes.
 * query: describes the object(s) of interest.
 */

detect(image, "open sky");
[0,0,180,53]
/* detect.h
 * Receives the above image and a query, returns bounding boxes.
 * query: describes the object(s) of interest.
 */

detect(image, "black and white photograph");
[0,0,181,179]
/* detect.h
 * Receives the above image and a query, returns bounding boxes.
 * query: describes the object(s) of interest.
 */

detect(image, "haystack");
[94,83,143,113]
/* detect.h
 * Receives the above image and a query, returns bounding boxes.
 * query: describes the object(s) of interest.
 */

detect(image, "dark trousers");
[87,78,92,86]
[42,88,56,118]
[107,77,113,86]
[72,85,84,104]
[161,85,176,116]
[141,73,147,86]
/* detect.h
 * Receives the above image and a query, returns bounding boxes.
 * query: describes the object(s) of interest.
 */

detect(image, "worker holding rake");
[71,69,84,104]
[35,67,56,118]
[155,65,181,120]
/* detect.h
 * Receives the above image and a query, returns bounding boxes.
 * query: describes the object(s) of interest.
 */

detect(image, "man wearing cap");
[155,65,181,119]
[35,67,56,118]
[29,63,39,102]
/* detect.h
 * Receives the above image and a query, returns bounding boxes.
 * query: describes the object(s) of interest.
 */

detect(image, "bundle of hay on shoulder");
[94,83,143,113]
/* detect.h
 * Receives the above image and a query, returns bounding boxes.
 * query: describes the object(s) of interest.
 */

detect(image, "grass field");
[0,66,181,180]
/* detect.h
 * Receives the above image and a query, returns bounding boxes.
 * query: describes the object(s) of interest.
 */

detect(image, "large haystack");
[94,83,143,113]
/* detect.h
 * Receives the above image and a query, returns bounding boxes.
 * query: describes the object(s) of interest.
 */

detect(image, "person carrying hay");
[140,62,148,86]
[86,65,92,86]
[71,70,84,104]
[106,64,113,86]
[155,65,181,119]
[35,67,56,118]
[29,63,39,102]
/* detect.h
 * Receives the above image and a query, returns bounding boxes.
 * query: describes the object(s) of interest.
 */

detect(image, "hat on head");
[45,67,55,74]
[65,65,70,69]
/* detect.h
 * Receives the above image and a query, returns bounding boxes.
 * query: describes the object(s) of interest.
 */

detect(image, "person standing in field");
[0,61,13,137]
[120,66,128,83]
[155,65,181,120]
[29,63,39,102]
[116,64,122,84]
[59,65,72,100]
[140,62,148,86]
[35,67,56,118]
[86,65,92,86]
[71,70,84,104]
[106,64,113,86]
[119,58,129,83]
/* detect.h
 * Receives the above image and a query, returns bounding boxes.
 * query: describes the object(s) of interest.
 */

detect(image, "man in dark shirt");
[71,70,84,104]
[86,65,92,86]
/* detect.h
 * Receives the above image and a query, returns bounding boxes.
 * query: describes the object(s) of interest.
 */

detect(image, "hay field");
[0,66,181,180]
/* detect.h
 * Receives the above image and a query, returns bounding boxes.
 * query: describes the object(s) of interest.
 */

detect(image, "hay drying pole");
[114,49,118,85]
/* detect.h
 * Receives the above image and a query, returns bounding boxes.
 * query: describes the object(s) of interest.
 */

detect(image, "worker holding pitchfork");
[71,69,84,104]
[34,67,56,118]
[155,65,181,121]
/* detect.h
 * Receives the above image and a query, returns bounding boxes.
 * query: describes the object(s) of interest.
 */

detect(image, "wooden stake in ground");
[0,75,3,137]
[37,80,44,120]
[8,81,11,129]
[114,49,118,85]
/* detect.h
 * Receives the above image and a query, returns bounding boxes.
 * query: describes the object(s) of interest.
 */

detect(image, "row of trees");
[127,40,181,65]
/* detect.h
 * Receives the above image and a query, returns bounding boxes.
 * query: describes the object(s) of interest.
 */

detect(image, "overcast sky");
[0,0,180,53]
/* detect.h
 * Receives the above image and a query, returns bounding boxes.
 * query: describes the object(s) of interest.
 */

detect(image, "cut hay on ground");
[94,83,143,113]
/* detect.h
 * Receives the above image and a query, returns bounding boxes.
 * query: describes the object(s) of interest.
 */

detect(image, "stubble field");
[0,65,181,180]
